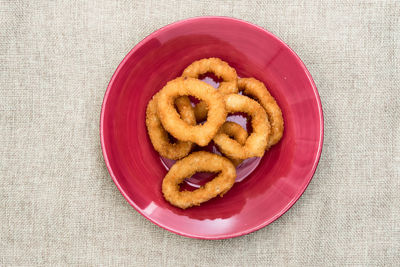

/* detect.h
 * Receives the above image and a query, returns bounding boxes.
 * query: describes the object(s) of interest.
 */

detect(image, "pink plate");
[100,17,323,239]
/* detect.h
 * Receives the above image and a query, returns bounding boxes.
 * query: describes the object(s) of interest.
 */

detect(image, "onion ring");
[213,94,271,159]
[217,122,248,166]
[145,94,195,159]
[182,58,238,121]
[157,77,227,147]
[238,78,284,147]
[162,151,236,209]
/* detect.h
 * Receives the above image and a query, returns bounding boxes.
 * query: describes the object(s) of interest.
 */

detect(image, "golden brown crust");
[145,94,195,160]
[162,151,236,209]
[145,58,285,210]
[213,94,271,159]
[157,77,227,146]
[182,58,238,122]
[193,101,209,122]
[182,57,238,92]
[217,122,248,166]
[238,78,284,147]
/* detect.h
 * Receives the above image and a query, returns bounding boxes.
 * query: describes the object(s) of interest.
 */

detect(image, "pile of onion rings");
[145,57,284,209]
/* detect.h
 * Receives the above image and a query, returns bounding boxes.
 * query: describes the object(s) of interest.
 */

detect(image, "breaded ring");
[157,77,227,147]
[182,58,238,122]
[213,94,271,159]
[145,94,196,160]
[217,121,248,166]
[162,151,236,209]
[238,78,284,147]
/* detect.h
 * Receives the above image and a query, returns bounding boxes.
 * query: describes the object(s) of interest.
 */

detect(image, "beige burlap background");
[1,0,399,266]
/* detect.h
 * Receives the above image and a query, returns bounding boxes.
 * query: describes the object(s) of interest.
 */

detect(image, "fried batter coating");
[162,151,236,209]
[157,77,227,147]
[213,94,271,159]
[182,58,238,122]
[146,94,196,159]
[217,122,248,166]
[238,78,284,147]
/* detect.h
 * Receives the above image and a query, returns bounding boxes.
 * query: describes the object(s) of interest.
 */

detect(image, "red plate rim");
[100,16,324,239]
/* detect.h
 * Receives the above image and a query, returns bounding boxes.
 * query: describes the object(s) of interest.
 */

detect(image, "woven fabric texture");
[1,1,399,266]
